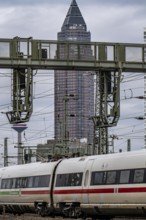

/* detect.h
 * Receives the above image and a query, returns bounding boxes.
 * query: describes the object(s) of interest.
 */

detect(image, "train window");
[1,179,12,189]
[9,179,13,189]
[133,169,145,183]
[6,179,10,189]
[56,174,69,187]
[1,175,50,189]
[28,177,33,188]
[63,174,69,186]
[91,172,103,185]
[38,175,50,187]
[1,180,5,189]
[56,173,82,187]
[21,177,28,188]
[91,171,107,185]
[33,176,40,187]
[11,178,17,188]
[106,171,116,184]
[3,179,7,189]
[1,179,6,189]
[2,179,6,189]
[16,178,22,188]
[26,175,50,188]
[68,173,82,186]
[119,170,130,184]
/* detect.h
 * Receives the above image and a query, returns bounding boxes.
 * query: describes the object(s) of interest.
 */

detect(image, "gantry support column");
[6,68,33,124]
[93,70,121,154]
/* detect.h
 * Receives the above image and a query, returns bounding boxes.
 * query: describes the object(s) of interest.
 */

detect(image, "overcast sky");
[0,0,146,42]
[0,0,146,164]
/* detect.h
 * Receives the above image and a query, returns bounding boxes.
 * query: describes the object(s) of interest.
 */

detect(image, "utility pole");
[109,135,119,153]
[24,148,32,163]
[4,137,8,167]
[62,94,78,157]
[63,96,69,157]
[127,139,131,151]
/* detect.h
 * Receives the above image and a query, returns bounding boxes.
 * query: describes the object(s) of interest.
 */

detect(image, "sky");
[0,0,146,165]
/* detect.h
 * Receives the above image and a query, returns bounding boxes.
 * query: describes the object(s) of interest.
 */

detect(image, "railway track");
[0,215,146,220]
[0,214,51,219]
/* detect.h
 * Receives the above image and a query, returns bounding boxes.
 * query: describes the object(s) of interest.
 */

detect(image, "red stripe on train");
[118,187,146,193]
[21,188,114,195]
[21,190,50,195]
[53,188,114,194]
[21,187,146,195]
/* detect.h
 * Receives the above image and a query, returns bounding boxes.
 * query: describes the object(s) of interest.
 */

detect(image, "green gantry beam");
[0,37,145,72]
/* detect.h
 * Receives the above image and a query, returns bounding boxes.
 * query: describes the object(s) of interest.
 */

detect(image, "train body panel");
[0,161,59,209]
[53,157,87,205]
[87,151,146,206]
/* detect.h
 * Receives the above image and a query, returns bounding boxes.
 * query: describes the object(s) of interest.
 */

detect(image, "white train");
[0,150,146,219]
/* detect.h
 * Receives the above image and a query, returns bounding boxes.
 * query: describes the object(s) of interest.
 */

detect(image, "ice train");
[0,150,146,219]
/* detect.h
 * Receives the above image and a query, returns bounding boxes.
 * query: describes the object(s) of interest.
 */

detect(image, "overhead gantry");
[0,37,145,71]
[0,37,146,154]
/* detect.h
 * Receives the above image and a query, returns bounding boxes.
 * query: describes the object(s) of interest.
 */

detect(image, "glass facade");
[144,28,146,148]
[54,0,94,145]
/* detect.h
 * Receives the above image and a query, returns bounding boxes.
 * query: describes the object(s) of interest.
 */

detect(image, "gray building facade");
[144,28,146,148]
[54,0,94,145]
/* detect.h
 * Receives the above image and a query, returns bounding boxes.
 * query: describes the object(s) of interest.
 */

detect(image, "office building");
[144,28,146,148]
[54,0,94,146]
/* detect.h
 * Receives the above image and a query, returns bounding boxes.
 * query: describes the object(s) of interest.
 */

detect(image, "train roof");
[55,149,146,173]
[0,149,146,178]
[69,149,146,161]
[0,160,59,179]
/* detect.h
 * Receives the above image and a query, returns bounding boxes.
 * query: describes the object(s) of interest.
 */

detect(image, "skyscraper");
[144,28,146,148]
[54,0,94,146]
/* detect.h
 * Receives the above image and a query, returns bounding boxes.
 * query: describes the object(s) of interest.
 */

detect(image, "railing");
[0,37,145,72]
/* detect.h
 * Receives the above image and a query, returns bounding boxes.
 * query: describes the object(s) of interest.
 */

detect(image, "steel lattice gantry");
[93,70,121,154]
[0,37,146,154]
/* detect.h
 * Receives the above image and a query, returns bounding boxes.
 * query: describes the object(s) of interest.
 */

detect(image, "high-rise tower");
[54,0,94,149]
[144,28,146,148]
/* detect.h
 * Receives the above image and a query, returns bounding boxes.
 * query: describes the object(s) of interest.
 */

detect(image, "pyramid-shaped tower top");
[62,0,87,31]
